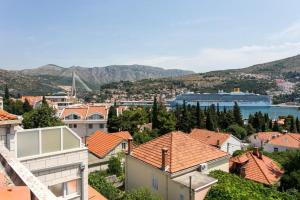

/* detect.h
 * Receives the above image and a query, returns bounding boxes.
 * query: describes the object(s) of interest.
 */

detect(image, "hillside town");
[1,83,300,200]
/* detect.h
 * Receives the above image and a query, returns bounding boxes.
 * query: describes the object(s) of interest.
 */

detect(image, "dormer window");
[65,114,81,120]
[87,114,104,120]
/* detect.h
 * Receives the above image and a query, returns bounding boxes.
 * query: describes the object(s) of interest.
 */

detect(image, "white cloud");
[269,22,300,42]
[124,42,300,72]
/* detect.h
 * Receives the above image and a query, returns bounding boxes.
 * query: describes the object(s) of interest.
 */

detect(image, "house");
[0,109,93,199]
[249,131,300,152]
[189,129,242,155]
[230,148,283,185]
[87,130,132,173]
[60,105,109,142]
[125,131,230,200]
[263,133,300,152]
[248,132,282,148]
[21,95,76,110]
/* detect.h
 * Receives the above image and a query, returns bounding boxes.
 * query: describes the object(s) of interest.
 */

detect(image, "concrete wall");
[64,122,107,142]
[263,143,296,152]
[125,155,228,200]
[221,136,242,155]
[126,155,167,199]
[20,148,89,200]
[248,134,263,148]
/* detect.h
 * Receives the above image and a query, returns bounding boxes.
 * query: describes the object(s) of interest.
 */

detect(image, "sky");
[1,0,300,72]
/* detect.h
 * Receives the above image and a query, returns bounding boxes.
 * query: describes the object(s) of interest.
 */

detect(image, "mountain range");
[0,64,194,95]
[1,54,300,96]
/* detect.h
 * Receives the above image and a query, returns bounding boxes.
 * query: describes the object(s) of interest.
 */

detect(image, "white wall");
[221,136,242,155]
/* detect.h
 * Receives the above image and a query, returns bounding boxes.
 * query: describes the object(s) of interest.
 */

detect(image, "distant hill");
[0,64,194,95]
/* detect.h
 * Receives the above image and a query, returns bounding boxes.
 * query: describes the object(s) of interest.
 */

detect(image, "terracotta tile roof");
[131,131,228,173]
[230,152,283,185]
[189,129,231,146]
[88,185,107,200]
[0,186,31,200]
[0,110,17,121]
[87,130,130,158]
[268,133,300,148]
[21,96,43,106]
[112,131,132,140]
[60,105,108,119]
[255,132,282,142]
[87,106,107,118]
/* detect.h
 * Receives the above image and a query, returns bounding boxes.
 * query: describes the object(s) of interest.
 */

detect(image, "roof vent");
[198,163,208,172]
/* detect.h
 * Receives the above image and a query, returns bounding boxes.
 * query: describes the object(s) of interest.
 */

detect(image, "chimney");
[161,147,168,171]
[216,128,220,133]
[253,147,259,156]
[127,138,133,155]
[240,166,246,177]
[259,151,263,159]
[216,140,221,148]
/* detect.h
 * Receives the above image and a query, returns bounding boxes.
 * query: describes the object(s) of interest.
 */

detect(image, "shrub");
[107,156,122,177]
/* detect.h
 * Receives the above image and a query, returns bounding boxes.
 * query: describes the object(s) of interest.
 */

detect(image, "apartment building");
[60,105,109,142]
[125,131,230,200]
[0,109,90,200]
[189,129,242,155]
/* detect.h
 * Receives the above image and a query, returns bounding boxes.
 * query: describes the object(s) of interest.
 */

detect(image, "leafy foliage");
[22,102,63,128]
[107,156,123,177]
[205,170,297,200]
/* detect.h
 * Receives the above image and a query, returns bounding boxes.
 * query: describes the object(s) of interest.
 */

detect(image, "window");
[99,124,104,129]
[65,114,80,120]
[152,176,158,190]
[122,143,126,149]
[69,124,77,128]
[87,114,104,120]
[49,179,79,198]
[180,194,184,200]
[88,124,93,129]
[274,147,279,152]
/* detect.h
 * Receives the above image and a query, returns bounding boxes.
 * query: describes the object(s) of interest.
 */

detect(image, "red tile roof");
[60,105,108,119]
[112,131,132,140]
[87,130,131,158]
[88,185,107,200]
[131,131,228,173]
[21,96,43,107]
[230,151,283,185]
[0,110,17,121]
[268,133,300,148]
[255,132,282,142]
[189,129,231,146]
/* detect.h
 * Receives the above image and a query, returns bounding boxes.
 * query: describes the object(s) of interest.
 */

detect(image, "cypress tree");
[206,111,215,131]
[4,84,9,101]
[272,121,279,131]
[196,101,201,128]
[268,120,273,131]
[296,117,300,133]
[23,98,33,113]
[289,116,296,133]
[233,102,243,126]
[107,105,119,132]
[152,96,159,129]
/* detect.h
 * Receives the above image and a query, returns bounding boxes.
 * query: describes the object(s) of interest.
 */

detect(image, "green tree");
[227,124,247,139]
[157,107,176,135]
[206,111,215,131]
[296,117,300,133]
[107,156,122,177]
[23,98,33,113]
[273,121,280,131]
[196,101,204,128]
[22,103,63,129]
[107,105,119,132]
[233,102,243,126]
[152,96,159,129]
[123,188,162,200]
[133,130,152,144]
[176,100,191,132]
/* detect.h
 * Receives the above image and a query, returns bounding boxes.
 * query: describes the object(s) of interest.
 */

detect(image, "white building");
[248,132,282,148]
[0,109,90,200]
[60,105,109,142]
[189,129,243,155]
